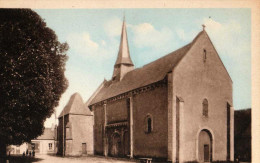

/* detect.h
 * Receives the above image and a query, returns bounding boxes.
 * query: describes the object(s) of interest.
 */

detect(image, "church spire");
[114,16,133,66]
[112,17,134,81]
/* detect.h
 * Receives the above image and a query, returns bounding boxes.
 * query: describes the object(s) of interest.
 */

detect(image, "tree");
[0,9,68,155]
[234,109,251,162]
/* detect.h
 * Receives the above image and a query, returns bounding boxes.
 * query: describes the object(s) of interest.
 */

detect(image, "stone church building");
[88,20,234,162]
[57,93,93,156]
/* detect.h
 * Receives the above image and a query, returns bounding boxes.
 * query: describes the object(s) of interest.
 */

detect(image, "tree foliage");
[0,9,68,146]
[234,108,251,161]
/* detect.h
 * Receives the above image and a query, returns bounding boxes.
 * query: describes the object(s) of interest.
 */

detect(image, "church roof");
[89,31,204,106]
[85,79,106,107]
[59,92,92,118]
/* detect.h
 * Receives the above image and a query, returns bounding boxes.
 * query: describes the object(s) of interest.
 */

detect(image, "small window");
[49,143,52,150]
[144,114,153,133]
[203,99,208,117]
[147,117,152,133]
[203,49,207,62]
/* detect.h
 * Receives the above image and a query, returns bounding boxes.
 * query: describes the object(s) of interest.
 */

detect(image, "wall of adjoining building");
[31,140,55,154]
[58,114,93,156]
[9,140,55,155]
[9,143,27,154]
[69,114,93,155]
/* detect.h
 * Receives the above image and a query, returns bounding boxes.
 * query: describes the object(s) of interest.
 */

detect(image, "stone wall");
[133,85,168,158]
[93,105,104,155]
[93,83,168,159]
[171,31,233,162]
[106,99,128,124]
[31,140,55,154]
[70,114,94,155]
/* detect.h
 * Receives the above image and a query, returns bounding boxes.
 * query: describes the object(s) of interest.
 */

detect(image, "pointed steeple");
[115,16,133,66]
[112,17,134,81]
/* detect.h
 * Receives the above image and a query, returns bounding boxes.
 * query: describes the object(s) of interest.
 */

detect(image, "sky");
[34,9,251,128]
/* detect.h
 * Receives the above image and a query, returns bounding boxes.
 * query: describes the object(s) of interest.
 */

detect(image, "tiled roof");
[59,93,92,118]
[89,31,204,106]
[35,128,54,140]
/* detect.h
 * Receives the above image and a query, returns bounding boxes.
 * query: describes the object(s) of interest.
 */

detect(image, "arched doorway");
[109,133,121,156]
[198,129,213,162]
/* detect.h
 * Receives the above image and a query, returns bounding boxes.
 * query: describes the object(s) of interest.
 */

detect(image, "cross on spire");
[202,24,206,31]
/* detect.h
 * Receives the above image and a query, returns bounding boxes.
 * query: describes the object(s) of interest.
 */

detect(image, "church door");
[110,133,121,156]
[204,144,210,161]
[82,143,87,154]
[198,130,212,162]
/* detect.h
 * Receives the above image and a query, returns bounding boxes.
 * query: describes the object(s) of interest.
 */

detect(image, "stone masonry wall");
[133,85,168,158]
[172,31,233,162]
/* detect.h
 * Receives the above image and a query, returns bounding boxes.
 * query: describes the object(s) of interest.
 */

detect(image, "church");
[87,19,234,162]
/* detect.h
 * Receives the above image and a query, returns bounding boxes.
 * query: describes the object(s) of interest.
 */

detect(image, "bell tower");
[112,17,134,81]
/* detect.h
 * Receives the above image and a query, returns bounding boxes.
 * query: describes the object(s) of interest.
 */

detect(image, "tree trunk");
[0,141,7,157]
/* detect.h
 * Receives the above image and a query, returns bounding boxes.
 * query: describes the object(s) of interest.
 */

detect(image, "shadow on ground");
[0,155,43,163]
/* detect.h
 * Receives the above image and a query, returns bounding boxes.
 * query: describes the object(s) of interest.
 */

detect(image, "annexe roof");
[89,31,204,106]
[34,128,54,140]
[59,92,92,118]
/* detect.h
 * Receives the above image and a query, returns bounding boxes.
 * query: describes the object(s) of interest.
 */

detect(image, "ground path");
[4,154,138,163]
[36,154,138,163]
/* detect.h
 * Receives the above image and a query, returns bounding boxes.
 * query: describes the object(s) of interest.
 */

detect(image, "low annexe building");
[57,93,93,156]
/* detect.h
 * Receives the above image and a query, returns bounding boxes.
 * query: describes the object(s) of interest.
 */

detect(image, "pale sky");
[34,9,251,128]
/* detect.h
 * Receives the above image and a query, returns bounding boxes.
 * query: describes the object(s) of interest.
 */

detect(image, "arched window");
[203,49,207,62]
[147,117,152,133]
[144,114,153,133]
[203,99,208,117]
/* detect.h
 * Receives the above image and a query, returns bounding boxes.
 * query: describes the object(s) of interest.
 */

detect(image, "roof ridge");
[122,30,205,74]
[88,30,206,106]
[142,43,192,69]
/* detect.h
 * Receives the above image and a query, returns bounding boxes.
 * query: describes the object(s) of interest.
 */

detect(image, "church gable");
[169,29,233,161]
[172,29,233,105]
[176,30,232,85]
